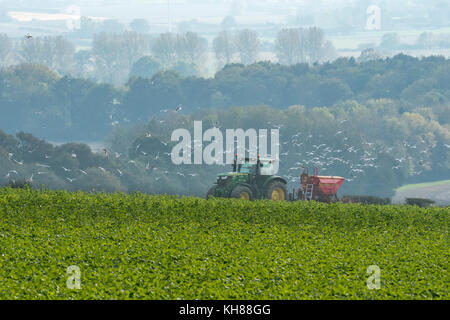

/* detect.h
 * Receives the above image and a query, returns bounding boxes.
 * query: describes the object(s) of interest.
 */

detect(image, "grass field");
[393,180,450,206]
[396,180,450,192]
[0,188,448,300]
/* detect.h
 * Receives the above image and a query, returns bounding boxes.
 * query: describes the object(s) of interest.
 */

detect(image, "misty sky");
[1,0,448,26]
[1,0,449,56]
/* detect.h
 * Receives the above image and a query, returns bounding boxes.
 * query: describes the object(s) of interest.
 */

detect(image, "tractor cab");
[236,161,256,174]
[234,157,275,175]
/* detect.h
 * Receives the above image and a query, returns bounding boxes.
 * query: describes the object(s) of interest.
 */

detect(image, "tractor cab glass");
[238,162,256,174]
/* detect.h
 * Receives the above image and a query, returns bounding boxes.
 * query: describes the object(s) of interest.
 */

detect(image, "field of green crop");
[0,187,448,300]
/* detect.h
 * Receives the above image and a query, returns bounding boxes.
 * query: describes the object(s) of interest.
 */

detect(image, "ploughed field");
[0,188,448,299]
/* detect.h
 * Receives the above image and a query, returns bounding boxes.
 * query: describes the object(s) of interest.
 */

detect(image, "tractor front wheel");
[266,181,288,201]
[231,185,253,201]
[206,186,217,199]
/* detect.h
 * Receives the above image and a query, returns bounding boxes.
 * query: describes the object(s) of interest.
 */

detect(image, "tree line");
[373,32,450,51]
[0,54,448,141]
[0,27,336,84]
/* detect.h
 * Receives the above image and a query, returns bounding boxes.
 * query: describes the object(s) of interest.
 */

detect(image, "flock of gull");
[2,103,449,188]
[1,105,193,185]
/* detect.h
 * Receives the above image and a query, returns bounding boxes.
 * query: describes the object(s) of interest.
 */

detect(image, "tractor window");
[239,163,255,173]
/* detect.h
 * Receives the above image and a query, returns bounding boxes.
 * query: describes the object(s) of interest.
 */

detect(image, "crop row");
[0,188,448,299]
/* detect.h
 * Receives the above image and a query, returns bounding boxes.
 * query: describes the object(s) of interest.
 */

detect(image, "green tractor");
[206,156,288,201]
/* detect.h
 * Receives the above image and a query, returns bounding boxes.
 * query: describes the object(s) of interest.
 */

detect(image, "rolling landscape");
[0,0,448,303]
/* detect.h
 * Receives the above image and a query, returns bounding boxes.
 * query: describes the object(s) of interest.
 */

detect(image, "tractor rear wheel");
[206,186,217,199]
[266,181,288,201]
[231,185,253,201]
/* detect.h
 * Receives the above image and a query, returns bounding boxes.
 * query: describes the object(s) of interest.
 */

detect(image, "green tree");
[275,28,307,65]
[74,167,127,193]
[170,61,198,77]
[175,32,207,65]
[130,56,162,79]
[151,33,177,66]
[19,36,75,74]
[358,48,383,63]
[124,71,183,121]
[379,33,401,49]
[317,78,353,107]
[213,31,235,67]
[16,132,54,163]
[93,31,150,84]
[235,29,260,65]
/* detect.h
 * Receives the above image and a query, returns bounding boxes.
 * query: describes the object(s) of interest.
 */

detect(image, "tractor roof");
[236,156,276,161]
[219,172,248,177]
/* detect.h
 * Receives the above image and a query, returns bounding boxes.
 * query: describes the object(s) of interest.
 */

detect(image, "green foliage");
[130,56,162,80]
[405,198,435,207]
[170,61,198,78]
[379,33,401,49]
[0,189,447,299]
[5,180,32,189]
[74,168,127,193]
[2,56,450,140]
[342,195,392,205]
